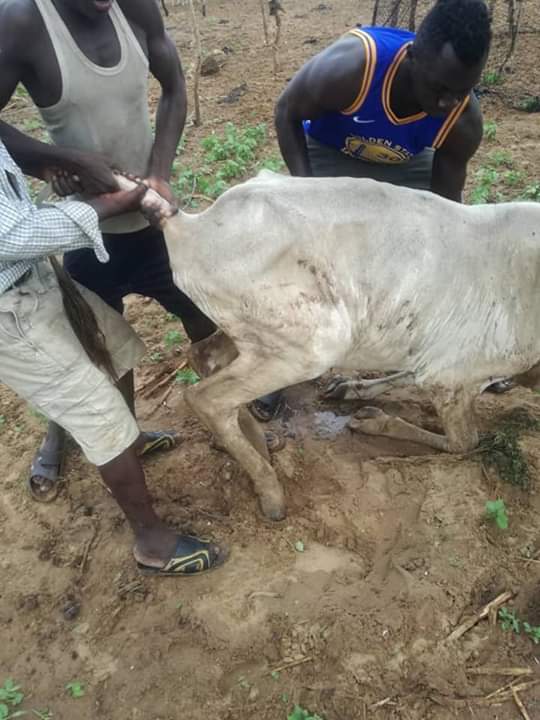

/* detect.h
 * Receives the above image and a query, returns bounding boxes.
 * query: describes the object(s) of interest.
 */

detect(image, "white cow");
[116,171,540,521]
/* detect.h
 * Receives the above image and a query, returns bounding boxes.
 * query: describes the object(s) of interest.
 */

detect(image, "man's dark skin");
[0,0,184,199]
[0,0,218,497]
[275,34,486,202]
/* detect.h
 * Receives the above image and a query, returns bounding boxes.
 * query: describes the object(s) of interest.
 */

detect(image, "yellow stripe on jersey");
[341,30,377,115]
[382,42,427,125]
[432,95,471,149]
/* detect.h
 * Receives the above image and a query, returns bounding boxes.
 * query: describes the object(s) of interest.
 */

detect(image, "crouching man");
[0,139,226,576]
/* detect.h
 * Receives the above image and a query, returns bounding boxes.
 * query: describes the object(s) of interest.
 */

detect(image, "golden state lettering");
[343,135,413,164]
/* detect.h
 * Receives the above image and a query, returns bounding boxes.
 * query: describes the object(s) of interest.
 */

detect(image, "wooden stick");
[79,522,99,578]
[271,656,312,673]
[259,0,269,45]
[141,360,187,399]
[467,667,533,677]
[188,0,202,126]
[512,687,532,720]
[446,591,514,642]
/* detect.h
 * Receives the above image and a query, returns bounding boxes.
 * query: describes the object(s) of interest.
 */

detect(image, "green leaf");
[65,682,85,699]
[294,541,305,553]
[175,368,200,385]
[271,670,280,681]
[0,704,9,720]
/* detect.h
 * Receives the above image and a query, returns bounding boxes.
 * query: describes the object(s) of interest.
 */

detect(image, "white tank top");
[33,0,153,233]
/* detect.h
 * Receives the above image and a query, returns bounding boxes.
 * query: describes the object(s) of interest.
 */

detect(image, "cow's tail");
[49,256,118,382]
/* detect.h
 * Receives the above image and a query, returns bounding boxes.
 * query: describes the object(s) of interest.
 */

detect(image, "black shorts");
[64,224,215,342]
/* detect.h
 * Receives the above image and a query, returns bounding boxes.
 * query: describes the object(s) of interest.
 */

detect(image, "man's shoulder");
[0,0,42,48]
[116,0,162,36]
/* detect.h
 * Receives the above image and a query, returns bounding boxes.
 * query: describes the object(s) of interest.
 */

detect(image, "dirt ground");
[1,1,540,718]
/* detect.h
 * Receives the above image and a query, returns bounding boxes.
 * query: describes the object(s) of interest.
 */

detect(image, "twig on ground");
[271,656,313,673]
[466,667,533,677]
[79,522,99,578]
[141,360,187,399]
[445,590,514,642]
[512,687,532,720]
[370,697,394,709]
[248,591,282,601]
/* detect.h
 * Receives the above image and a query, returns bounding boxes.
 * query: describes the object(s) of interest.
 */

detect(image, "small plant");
[0,679,24,719]
[149,351,164,362]
[518,95,540,113]
[163,329,184,348]
[479,409,538,488]
[482,70,502,86]
[175,368,200,385]
[499,607,520,633]
[483,120,497,141]
[520,183,540,201]
[288,706,325,720]
[294,540,305,553]
[65,682,85,699]
[470,167,501,204]
[485,498,508,530]
[488,150,513,168]
[523,622,540,644]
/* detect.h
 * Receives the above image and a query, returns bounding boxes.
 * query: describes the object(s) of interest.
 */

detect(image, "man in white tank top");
[0,0,217,499]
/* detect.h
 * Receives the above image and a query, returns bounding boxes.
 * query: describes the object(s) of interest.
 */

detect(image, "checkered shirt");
[0,140,108,294]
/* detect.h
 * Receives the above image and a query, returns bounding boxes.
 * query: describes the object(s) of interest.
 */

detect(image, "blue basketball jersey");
[304,26,469,164]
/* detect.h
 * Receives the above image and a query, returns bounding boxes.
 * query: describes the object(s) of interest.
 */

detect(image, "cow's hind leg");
[349,387,479,454]
[184,350,312,520]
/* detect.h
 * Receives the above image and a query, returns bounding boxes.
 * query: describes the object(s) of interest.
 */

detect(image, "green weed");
[520,183,540,201]
[470,167,501,204]
[498,609,540,644]
[499,607,520,633]
[288,706,325,720]
[0,680,24,719]
[485,499,508,530]
[488,150,512,168]
[482,71,503,86]
[175,368,200,385]
[523,622,540,644]
[149,351,164,363]
[483,120,497,141]
[479,408,539,488]
[518,95,540,113]
[163,329,185,348]
[172,123,268,205]
[65,682,84,699]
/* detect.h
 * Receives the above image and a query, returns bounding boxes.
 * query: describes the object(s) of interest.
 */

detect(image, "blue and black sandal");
[137,534,228,576]
[138,430,179,458]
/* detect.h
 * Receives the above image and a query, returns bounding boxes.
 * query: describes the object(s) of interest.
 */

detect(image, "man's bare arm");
[275,35,368,176]
[121,0,186,186]
[431,95,483,202]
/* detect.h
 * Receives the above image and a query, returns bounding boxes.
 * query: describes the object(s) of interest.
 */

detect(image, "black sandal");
[27,440,66,503]
[137,534,228,576]
[249,392,285,423]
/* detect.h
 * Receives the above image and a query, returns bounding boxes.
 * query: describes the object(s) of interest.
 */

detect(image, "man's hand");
[144,175,176,204]
[85,183,148,221]
[140,179,178,229]
[44,150,118,196]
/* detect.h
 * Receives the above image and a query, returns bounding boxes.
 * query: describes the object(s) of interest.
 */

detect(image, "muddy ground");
[1,1,540,718]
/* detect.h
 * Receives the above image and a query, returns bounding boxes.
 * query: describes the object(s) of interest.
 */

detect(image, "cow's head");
[408,0,491,117]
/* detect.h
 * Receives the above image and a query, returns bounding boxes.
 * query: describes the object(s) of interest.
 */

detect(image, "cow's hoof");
[259,490,286,521]
[348,406,389,435]
[320,375,349,400]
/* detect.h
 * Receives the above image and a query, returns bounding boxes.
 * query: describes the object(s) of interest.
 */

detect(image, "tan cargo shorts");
[0,261,145,466]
